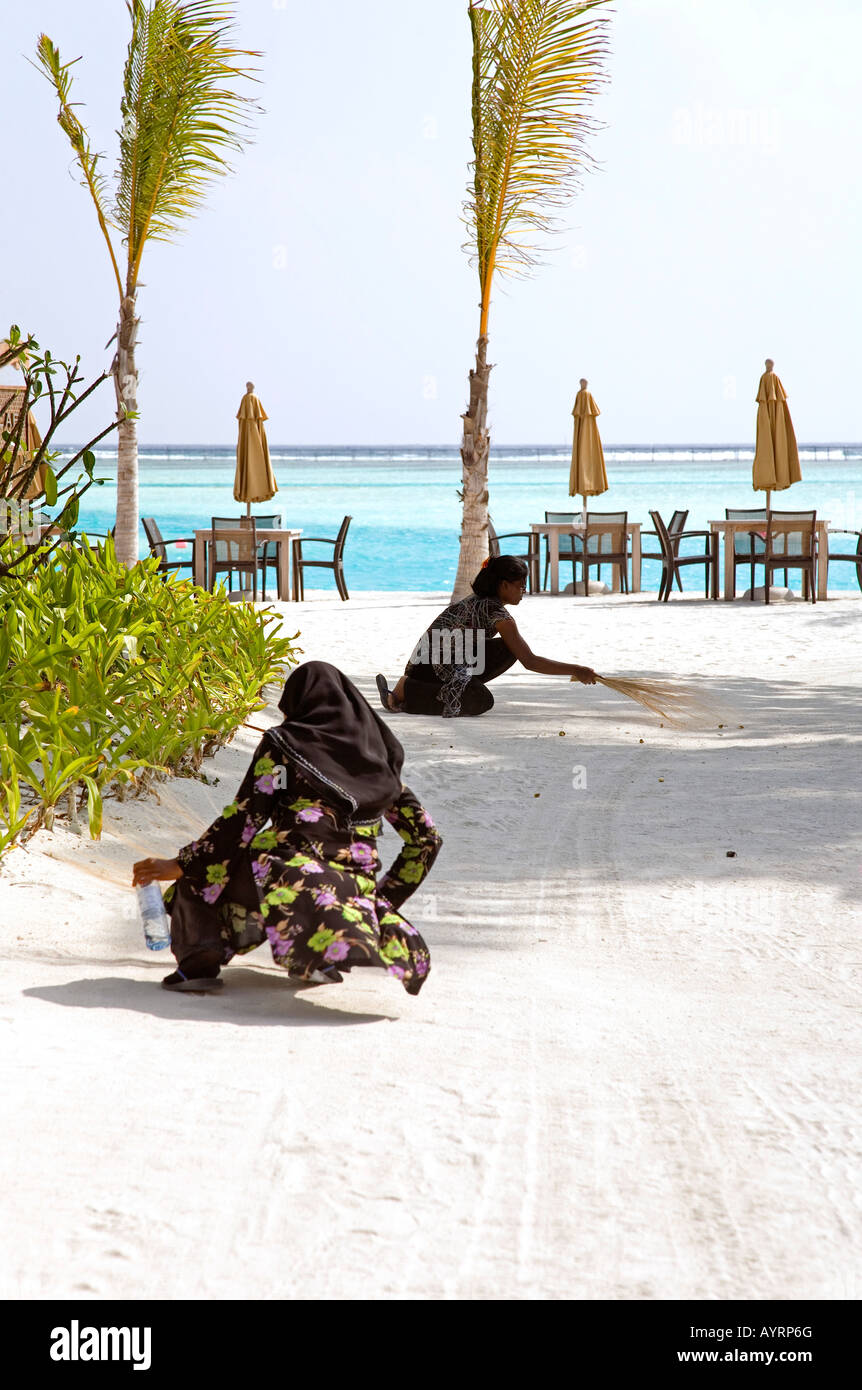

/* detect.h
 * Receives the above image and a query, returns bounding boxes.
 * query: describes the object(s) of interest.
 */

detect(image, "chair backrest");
[211,516,257,563]
[648,509,673,565]
[333,515,352,557]
[649,510,688,553]
[253,514,281,554]
[543,511,580,555]
[725,507,768,556]
[827,529,862,559]
[142,516,166,559]
[586,510,627,556]
[765,510,816,557]
[487,516,500,557]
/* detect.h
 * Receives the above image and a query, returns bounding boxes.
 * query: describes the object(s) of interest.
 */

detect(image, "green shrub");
[0,534,299,855]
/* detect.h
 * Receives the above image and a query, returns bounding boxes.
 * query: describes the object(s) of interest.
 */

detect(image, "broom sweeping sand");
[1,590,860,1301]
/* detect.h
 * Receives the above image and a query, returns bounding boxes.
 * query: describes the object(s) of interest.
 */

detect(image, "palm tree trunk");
[113,293,139,566]
[450,336,492,602]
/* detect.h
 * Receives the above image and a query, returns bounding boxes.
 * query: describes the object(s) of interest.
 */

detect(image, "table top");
[194,527,302,538]
[531,520,640,532]
[709,518,828,529]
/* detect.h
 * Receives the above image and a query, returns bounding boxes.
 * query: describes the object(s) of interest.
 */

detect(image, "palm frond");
[33,35,124,296]
[115,0,261,290]
[467,0,611,307]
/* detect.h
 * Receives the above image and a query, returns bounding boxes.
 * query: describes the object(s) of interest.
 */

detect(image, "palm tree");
[451,0,611,600]
[35,1,259,566]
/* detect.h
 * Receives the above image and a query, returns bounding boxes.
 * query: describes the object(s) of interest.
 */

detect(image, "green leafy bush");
[0,534,299,855]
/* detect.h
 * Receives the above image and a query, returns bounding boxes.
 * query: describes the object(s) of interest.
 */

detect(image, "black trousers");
[401,637,517,716]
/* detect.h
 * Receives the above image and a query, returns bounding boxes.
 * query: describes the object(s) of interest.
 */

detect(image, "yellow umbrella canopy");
[752,359,801,504]
[568,378,608,516]
[234,382,277,513]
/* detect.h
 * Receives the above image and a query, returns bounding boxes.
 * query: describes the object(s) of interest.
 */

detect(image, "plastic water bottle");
[137,882,171,951]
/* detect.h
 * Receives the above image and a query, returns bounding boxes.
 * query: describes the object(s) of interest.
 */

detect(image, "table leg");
[711,532,719,599]
[817,525,828,600]
[192,534,205,588]
[278,537,291,601]
[631,528,641,593]
[528,537,539,593]
[721,528,734,600]
[550,531,560,596]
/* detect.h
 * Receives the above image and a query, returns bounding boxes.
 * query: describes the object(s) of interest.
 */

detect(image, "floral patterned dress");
[169,738,441,995]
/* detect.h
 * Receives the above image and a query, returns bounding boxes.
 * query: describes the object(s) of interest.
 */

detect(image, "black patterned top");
[406,593,511,717]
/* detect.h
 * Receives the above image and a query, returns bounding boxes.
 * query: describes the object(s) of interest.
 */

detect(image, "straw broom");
[576,674,733,729]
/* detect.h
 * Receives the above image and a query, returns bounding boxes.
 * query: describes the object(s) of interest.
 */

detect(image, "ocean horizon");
[63,443,862,592]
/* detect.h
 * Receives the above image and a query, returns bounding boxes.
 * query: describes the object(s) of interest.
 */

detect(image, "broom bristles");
[578,674,734,728]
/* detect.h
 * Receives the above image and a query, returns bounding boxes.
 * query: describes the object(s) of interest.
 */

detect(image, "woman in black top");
[376,555,597,718]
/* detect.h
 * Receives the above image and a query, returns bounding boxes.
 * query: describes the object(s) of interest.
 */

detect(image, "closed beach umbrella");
[234,381,277,514]
[752,358,801,507]
[568,377,608,519]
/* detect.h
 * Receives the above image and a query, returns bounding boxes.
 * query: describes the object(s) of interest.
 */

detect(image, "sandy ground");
[1,587,860,1301]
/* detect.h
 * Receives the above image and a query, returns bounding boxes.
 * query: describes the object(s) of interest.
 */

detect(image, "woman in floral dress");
[132,662,441,995]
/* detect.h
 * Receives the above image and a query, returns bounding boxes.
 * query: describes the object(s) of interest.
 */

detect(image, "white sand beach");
[1,590,860,1301]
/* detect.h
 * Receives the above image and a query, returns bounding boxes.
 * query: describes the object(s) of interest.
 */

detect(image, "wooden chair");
[142,517,195,577]
[542,511,583,592]
[725,508,767,599]
[640,509,688,594]
[763,510,816,604]
[649,510,718,600]
[578,511,629,596]
[292,515,351,600]
[489,515,540,592]
[826,529,862,593]
[209,516,258,600]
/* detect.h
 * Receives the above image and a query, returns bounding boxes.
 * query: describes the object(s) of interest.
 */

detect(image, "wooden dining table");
[192,527,303,600]
[530,521,642,595]
[708,519,831,600]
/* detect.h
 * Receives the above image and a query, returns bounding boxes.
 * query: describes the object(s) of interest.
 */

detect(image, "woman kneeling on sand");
[132,662,441,994]
[376,554,597,718]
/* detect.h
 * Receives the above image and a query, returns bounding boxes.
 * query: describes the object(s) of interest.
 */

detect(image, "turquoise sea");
[70,444,862,593]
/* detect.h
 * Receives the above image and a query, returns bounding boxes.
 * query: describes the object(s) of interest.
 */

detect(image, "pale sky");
[2,0,861,445]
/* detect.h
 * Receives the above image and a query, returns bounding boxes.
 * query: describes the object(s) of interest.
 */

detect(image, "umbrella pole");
[580,494,587,594]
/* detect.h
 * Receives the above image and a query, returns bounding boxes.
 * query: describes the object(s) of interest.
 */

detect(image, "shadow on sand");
[24,965,397,1027]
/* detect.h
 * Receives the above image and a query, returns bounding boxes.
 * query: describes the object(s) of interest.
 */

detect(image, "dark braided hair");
[471,554,528,598]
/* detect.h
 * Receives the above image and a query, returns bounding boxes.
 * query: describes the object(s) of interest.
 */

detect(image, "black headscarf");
[266,661,404,818]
